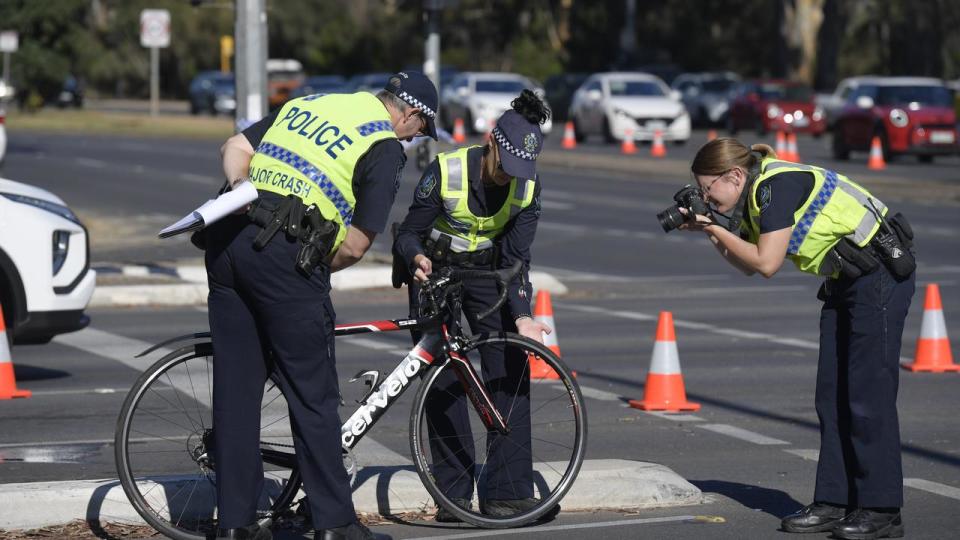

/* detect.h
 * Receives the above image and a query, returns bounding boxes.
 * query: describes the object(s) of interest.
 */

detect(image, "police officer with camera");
[393,90,556,523]
[206,72,438,540]
[672,138,915,540]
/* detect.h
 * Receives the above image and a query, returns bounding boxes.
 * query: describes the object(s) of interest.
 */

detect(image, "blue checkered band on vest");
[395,90,436,118]
[492,126,538,161]
[787,169,839,255]
[356,120,393,136]
[256,142,354,226]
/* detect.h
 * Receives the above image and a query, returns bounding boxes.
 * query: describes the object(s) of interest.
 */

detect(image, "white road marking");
[644,412,706,422]
[403,515,702,539]
[696,424,790,445]
[548,382,624,402]
[75,157,106,168]
[783,448,820,461]
[342,336,409,356]
[903,478,960,501]
[540,200,574,210]
[25,387,122,396]
[177,172,218,184]
[54,327,168,372]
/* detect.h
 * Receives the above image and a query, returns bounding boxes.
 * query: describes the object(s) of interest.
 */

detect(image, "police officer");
[679,138,915,540]
[393,90,556,523]
[207,72,438,540]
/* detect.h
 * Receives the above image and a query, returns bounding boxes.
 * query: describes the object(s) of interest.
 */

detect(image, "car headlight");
[52,230,70,275]
[0,193,82,224]
[767,104,781,119]
[889,108,909,128]
[813,106,824,121]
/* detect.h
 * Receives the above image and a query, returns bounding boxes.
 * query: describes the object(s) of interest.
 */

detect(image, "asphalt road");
[1,128,959,539]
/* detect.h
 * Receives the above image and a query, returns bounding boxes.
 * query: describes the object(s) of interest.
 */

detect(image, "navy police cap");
[385,71,439,140]
[492,109,543,180]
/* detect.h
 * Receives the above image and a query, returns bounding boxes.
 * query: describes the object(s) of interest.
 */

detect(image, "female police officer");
[678,138,914,540]
[393,90,556,523]
[207,72,437,540]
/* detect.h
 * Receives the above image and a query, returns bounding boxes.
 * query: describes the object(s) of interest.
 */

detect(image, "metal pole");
[423,7,440,161]
[2,52,10,85]
[150,46,159,117]
[235,0,267,131]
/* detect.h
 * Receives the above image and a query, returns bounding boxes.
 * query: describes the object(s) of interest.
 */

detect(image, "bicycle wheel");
[410,332,587,528]
[114,341,302,540]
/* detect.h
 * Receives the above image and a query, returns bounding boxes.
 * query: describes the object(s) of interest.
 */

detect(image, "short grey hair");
[377,90,411,113]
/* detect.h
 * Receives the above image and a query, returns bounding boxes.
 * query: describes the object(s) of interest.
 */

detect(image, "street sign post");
[0,30,18,88]
[140,9,170,117]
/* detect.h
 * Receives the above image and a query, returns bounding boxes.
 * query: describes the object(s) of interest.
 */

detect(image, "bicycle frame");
[335,316,509,451]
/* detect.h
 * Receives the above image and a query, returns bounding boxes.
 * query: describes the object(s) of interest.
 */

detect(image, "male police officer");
[207,72,438,540]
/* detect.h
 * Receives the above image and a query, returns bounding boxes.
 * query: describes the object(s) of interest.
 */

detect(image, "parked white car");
[0,107,7,168]
[0,177,95,344]
[441,72,553,135]
[569,72,691,143]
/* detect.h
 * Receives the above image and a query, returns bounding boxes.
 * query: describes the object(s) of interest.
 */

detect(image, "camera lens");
[657,205,686,233]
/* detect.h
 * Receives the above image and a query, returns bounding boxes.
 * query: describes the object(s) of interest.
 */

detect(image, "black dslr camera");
[657,185,711,233]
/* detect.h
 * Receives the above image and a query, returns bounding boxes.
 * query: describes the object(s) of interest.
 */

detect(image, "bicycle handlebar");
[421,260,523,322]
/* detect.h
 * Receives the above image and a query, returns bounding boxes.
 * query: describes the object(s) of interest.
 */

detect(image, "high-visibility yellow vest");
[429,146,535,252]
[247,92,396,251]
[743,158,887,276]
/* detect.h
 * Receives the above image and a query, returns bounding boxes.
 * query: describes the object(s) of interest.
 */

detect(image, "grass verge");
[5,109,232,140]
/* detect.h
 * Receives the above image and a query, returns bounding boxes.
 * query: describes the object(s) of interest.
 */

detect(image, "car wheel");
[917,154,934,164]
[573,117,587,143]
[877,130,896,162]
[831,129,850,160]
[673,139,687,146]
[602,117,616,144]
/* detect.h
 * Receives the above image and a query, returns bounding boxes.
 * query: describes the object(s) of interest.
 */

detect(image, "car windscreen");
[758,84,812,101]
[877,86,953,107]
[475,80,527,93]
[608,80,665,97]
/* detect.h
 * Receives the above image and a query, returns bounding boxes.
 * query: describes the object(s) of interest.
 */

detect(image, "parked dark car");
[727,79,825,136]
[544,72,589,122]
[188,71,235,115]
[343,73,392,94]
[831,77,957,163]
[671,72,740,126]
[289,75,347,99]
[56,75,84,109]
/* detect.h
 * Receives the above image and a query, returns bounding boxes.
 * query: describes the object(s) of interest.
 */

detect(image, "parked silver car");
[569,72,690,143]
[440,72,552,134]
[671,72,740,126]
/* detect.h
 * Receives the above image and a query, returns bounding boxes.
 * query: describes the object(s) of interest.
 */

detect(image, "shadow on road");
[691,479,802,519]
[13,363,70,382]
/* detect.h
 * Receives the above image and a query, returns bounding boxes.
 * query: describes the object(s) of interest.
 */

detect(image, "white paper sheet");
[159,181,258,238]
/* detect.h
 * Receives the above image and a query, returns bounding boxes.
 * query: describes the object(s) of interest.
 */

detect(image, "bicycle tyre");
[409,332,587,528]
[114,342,303,540]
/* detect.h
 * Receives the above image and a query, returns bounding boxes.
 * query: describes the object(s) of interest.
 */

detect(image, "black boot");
[215,522,272,540]
[316,521,392,540]
[434,498,471,523]
[780,502,848,533]
[832,508,904,540]
[481,498,561,521]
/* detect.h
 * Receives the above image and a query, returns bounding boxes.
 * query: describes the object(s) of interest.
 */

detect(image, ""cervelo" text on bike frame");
[340,351,427,448]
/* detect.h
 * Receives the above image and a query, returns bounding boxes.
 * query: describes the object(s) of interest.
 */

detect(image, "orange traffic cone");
[452,118,466,143]
[775,131,787,159]
[1,304,31,400]
[787,132,800,162]
[868,136,886,170]
[621,128,637,154]
[529,290,561,379]
[561,121,577,150]
[629,312,699,412]
[651,129,667,158]
[902,284,957,372]
[706,129,718,142]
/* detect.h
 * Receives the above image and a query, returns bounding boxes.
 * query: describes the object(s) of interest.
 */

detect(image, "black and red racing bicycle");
[114,262,586,539]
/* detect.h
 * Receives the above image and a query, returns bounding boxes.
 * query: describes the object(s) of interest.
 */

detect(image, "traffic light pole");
[423,5,441,163]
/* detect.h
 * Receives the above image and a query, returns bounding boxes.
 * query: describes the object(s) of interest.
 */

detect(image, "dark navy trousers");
[814,264,914,509]
[205,215,354,530]
[408,276,533,501]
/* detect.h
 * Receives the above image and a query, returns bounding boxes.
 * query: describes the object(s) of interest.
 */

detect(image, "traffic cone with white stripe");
[787,132,800,162]
[868,136,886,170]
[529,290,561,379]
[650,129,667,158]
[902,284,958,372]
[561,121,577,149]
[452,118,466,143]
[1,304,31,400]
[621,128,637,154]
[629,311,699,411]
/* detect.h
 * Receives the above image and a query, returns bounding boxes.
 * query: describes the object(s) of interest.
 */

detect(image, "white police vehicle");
[0,177,95,345]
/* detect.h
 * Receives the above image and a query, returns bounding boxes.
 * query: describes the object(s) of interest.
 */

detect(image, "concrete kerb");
[89,265,568,307]
[0,459,703,530]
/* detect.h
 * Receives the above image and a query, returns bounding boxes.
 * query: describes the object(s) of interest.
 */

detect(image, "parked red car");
[831,77,957,163]
[726,80,826,137]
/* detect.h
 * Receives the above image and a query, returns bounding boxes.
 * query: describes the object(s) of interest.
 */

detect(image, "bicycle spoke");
[175,475,202,527]
[182,359,207,430]
[165,371,203,434]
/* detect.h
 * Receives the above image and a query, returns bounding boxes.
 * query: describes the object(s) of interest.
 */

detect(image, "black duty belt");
[423,237,495,268]
[246,194,340,277]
